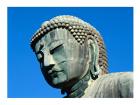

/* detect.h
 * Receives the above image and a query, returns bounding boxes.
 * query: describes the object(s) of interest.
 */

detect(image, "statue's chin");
[48,80,68,89]
[48,77,78,89]
[46,76,68,89]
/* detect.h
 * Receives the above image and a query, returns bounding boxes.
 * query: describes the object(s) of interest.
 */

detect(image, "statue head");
[30,15,108,89]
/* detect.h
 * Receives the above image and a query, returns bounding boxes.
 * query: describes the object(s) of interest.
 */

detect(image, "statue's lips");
[48,69,62,73]
[47,69,64,75]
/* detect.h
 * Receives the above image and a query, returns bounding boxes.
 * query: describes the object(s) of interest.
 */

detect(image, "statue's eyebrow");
[48,39,64,51]
[48,39,63,47]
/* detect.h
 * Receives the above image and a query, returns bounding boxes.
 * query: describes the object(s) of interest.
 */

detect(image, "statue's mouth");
[47,69,64,77]
[48,69,64,74]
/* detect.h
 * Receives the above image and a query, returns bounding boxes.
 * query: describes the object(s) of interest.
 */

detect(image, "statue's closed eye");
[49,44,63,54]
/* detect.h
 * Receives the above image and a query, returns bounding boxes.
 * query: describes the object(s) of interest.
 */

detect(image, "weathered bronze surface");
[30,15,133,98]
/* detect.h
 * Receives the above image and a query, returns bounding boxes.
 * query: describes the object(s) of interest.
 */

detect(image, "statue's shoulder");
[84,72,133,98]
[100,72,133,81]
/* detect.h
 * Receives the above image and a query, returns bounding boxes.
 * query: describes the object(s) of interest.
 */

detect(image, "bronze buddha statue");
[30,15,133,98]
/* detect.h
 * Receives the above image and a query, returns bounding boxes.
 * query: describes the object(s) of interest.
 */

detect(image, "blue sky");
[8,7,133,98]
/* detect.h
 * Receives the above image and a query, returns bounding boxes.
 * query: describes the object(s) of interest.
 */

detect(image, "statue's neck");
[62,73,90,98]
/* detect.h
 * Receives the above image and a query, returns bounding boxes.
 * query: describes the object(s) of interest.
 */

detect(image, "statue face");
[34,28,90,88]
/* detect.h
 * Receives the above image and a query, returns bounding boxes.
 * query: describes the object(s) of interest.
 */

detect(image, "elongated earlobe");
[88,39,101,80]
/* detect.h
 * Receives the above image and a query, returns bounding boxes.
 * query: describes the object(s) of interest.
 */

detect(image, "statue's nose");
[41,64,55,76]
[43,54,55,67]
[43,64,55,71]
[40,55,55,70]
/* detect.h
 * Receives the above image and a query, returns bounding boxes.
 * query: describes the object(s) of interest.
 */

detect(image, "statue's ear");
[88,39,101,80]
